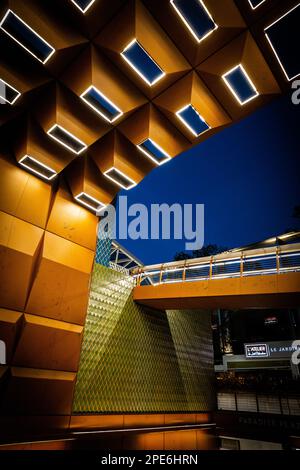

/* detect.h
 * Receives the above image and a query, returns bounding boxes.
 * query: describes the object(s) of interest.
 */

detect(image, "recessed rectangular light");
[104,167,136,190]
[0,78,21,105]
[75,192,105,213]
[80,86,123,123]
[170,0,218,43]
[121,39,165,86]
[70,0,96,14]
[47,124,87,155]
[265,4,300,81]
[0,10,55,64]
[222,64,259,105]
[137,139,171,166]
[176,104,210,137]
[248,0,266,9]
[19,155,57,181]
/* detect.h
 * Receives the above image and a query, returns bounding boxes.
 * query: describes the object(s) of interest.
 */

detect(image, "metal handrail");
[132,243,300,286]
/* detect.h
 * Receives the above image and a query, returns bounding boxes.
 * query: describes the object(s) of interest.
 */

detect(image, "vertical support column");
[276,247,280,273]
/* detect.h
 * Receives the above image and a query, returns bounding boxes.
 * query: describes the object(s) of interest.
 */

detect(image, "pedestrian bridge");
[132,242,300,310]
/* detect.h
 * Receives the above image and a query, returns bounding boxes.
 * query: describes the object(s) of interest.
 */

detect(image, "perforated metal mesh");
[95,237,112,266]
[73,264,215,413]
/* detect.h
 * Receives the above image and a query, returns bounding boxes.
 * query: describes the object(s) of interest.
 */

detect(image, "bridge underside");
[133,273,300,310]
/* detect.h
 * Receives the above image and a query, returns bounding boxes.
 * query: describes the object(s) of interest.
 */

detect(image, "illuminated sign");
[245,343,269,358]
[245,340,300,359]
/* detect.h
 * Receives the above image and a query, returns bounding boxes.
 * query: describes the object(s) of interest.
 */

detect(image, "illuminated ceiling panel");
[265,4,300,81]
[104,167,137,190]
[176,104,210,137]
[75,192,105,213]
[222,64,259,105]
[47,124,87,155]
[0,78,21,105]
[137,139,171,166]
[0,10,55,64]
[121,39,165,86]
[80,86,123,123]
[170,0,217,43]
[19,155,57,181]
[248,0,266,9]
[70,0,97,14]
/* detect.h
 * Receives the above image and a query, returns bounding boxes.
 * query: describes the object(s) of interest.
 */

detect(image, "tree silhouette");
[174,244,228,261]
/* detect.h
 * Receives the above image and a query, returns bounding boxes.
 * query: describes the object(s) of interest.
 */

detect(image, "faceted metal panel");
[167,310,215,412]
[73,264,215,413]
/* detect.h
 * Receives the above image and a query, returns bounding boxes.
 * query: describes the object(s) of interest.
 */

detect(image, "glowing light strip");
[280,252,300,258]
[137,138,171,166]
[248,0,266,9]
[222,64,259,105]
[170,0,218,43]
[19,155,57,181]
[265,3,300,81]
[75,192,105,213]
[142,265,300,285]
[70,0,96,14]
[121,39,165,86]
[0,10,55,64]
[104,167,137,190]
[176,104,210,137]
[80,85,123,123]
[47,124,87,155]
[0,78,21,104]
[74,423,216,435]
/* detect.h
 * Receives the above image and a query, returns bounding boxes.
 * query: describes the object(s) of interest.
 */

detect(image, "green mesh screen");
[73,264,215,413]
[95,237,112,266]
[95,209,116,266]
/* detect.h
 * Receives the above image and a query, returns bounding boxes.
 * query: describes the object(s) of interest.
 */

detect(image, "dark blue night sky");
[116,93,300,265]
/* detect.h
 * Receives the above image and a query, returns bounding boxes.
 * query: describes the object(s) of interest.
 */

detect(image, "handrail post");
[137,268,141,286]
[276,247,280,273]
[159,264,164,284]
[182,260,186,282]
[209,256,213,279]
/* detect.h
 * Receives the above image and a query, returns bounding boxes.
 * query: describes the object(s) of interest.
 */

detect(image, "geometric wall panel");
[25,232,94,326]
[0,308,23,363]
[12,314,83,372]
[66,156,118,213]
[0,52,50,102]
[197,31,281,120]
[14,116,77,179]
[63,0,127,39]
[35,83,110,150]
[95,0,191,99]
[90,130,155,188]
[73,264,215,413]
[0,211,44,311]
[0,367,76,415]
[0,154,52,229]
[0,0,88,75]
[155,71,232,144]
[46,181,99,251]
[118,104,190,163]
[62,45,146,124]
[144,0,247,67]
[248,0,300,88]
[264,3,300,81]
